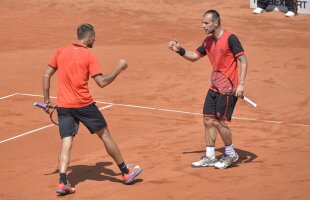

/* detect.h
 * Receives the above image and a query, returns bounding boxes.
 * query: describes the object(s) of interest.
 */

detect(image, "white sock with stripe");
[225,144,235,157]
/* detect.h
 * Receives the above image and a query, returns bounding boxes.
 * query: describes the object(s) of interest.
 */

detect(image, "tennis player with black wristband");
[168,10,249,169]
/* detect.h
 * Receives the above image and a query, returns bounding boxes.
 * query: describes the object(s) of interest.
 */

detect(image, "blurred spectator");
[253,0,297,17]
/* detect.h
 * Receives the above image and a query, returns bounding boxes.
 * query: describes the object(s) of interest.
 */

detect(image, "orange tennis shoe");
[122,165,142,184]
[56,182,75,195]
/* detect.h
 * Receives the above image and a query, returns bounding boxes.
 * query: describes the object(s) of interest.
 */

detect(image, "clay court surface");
[1,0,310,199]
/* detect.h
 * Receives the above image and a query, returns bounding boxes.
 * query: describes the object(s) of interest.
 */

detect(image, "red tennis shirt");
[195,31,245,91]
[49,43,102,108]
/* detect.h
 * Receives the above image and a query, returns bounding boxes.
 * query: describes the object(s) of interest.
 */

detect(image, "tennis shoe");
[122,165,142,184]
[214,152,239,169]
[191,156,218,167]
[285,11,296,17]
[56,182,75,195]
[253,7,266,14]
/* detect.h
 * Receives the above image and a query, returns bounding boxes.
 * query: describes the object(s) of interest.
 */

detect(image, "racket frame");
[211,71,257,108]
[34,102,59,125]
[211,71,235,95]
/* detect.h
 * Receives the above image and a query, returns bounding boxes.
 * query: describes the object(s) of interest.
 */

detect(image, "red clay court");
[0,1,309,200]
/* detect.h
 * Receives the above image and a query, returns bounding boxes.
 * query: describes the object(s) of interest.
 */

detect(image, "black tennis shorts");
[203,89,238,121]
[57,102,107,139]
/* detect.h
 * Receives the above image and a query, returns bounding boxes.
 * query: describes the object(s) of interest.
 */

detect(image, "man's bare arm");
[168,40,202,62]
[93,59,128,88]
[43,66,57,104]
[236,54,248,97]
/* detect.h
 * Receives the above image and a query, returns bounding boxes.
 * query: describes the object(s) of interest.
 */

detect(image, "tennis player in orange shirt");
[43,23,142,195]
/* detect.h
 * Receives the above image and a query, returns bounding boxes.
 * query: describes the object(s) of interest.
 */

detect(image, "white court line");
[232,117,309,127]
[16,92,57,99]
[99,104,113,110]
[0,105,113,144]
[95,101,310,127]
[0,93,18,100]
[96,100,201,116]
[10,93,310,127]
[0,124,55,144]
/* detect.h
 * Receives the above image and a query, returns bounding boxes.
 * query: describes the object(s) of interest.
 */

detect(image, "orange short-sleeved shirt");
[49,43,102,108]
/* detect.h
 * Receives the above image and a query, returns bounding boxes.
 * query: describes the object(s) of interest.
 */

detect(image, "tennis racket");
[33,102,59,125]
[211,71,257,108]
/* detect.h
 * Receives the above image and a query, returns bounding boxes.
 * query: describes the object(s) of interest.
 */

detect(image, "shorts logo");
[216,112,221,117]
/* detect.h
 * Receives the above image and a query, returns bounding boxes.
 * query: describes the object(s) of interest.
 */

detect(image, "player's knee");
[203,116,214,127]
[213,121,221,128]
[96,127,110,140]
[215,120,229,129]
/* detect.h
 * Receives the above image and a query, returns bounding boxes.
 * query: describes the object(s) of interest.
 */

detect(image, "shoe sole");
[124,168,142,184]
[191,163,216,168]
[253,10,266,14]
[56,188,75,195]
[214,156,239,169]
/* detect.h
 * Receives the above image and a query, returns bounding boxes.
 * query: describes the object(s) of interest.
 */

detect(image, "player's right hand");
[168,40,181,52]
[118,59,128,71]
[45,102,55,114]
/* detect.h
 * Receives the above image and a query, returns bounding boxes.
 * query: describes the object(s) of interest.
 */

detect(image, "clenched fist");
[117,59,128,71]
[168,40,181,52]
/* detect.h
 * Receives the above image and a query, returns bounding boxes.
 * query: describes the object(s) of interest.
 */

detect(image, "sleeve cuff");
[234,52,244,58]
[91,73,103,78]
[48,64,57,69]
[195,50,205,57]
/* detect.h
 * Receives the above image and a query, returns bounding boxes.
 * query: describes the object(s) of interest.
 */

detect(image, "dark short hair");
[203,10,221,25]
[77,23,94,40]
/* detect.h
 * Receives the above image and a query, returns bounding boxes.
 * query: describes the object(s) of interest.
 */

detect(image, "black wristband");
[177,47,186,56]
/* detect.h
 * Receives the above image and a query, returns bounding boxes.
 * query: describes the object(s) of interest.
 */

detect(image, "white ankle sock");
[206,146,215,159]
[225,144,235,156]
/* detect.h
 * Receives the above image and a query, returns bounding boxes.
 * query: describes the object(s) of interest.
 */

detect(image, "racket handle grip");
[34,102,46,109]
[241,96,257,108]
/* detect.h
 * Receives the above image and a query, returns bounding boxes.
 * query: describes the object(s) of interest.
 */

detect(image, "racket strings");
[212,72,235,94]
